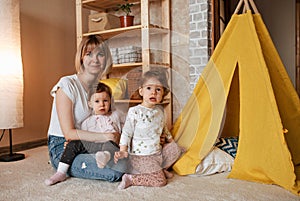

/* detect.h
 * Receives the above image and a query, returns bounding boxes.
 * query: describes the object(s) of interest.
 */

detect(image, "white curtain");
[0,0,24,129]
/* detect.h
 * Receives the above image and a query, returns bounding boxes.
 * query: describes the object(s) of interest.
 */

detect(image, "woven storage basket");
[126,67,143,100]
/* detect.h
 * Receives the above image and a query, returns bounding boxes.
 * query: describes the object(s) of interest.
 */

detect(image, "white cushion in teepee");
[194,147,234,176]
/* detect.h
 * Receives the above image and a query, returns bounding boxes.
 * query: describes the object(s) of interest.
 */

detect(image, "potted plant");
[117,0,134,27]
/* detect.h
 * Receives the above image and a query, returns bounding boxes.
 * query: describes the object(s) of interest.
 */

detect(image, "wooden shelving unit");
[76,0,172,128]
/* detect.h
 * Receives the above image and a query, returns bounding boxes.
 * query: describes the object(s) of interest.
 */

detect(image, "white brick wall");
[189,0,212,91]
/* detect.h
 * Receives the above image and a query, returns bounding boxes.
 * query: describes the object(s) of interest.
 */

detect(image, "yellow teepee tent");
[172,0,300,195]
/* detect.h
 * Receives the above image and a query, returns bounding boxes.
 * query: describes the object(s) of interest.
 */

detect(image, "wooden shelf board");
[83,25,141,39]
[115,99,170,104]
[114,99,142,104]
[82,0,140,11]
[82,0,158,11]
[113,63,142,68]
[83,25,169,40]
[112,63,170,69]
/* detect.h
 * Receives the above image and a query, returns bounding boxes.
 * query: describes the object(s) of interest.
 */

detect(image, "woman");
[47,35,123,181]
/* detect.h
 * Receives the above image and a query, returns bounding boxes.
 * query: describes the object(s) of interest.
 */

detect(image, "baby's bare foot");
[163,169,174,179]
[45,172,67,186]
[96,151,111,168]
[118,174,132,190]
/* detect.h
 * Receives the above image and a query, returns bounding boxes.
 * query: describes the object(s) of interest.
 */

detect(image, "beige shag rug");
[0,146,299,201]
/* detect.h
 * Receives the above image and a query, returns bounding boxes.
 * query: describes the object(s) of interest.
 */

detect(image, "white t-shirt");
[119,104,171,156]
[48,74,91,137]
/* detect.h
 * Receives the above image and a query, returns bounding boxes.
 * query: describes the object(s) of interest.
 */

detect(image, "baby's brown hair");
[139,68,170,98]
[89,82,113,112]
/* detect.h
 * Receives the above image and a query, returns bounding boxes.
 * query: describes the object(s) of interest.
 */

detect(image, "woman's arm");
[56,88,119,143]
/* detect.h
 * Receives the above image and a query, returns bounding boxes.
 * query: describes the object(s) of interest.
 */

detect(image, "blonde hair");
[75,35,112,78]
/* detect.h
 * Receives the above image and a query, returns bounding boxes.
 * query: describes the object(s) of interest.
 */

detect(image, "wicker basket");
[126,67,142,100]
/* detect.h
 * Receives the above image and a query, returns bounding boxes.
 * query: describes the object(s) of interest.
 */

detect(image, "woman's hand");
[113,132,121,144]
[98,132,120,144]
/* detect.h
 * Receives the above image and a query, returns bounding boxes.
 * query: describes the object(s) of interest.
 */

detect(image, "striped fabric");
[215,137,239,158]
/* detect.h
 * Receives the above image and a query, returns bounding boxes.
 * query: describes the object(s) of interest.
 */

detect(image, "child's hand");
[114,151,128,163]
[160,133,166,145]
[166,138,174,143]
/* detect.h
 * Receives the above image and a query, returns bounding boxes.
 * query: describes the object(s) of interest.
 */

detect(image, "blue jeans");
[47,135,123,182]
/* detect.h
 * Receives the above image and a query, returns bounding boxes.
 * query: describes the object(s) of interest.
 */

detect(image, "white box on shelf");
[118,46,142,64]
[110,47,118,64]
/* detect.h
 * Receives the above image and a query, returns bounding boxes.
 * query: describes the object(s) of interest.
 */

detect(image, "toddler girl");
[114,68,183,189]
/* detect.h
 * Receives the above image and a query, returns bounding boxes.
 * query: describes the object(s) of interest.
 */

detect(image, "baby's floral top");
[81,110,124,133]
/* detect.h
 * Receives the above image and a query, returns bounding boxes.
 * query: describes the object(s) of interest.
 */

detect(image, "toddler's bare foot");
[96,151,111,168]
[45,172,67,186]
[118,174,132,190]
[163,169,174,179]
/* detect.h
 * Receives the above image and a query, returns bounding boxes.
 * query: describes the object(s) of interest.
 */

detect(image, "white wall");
[0,0,76,148]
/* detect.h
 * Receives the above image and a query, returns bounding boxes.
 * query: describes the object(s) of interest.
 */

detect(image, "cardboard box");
[88,13,120,32]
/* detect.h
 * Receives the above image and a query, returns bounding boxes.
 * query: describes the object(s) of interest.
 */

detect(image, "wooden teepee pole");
[234,0,260,14]
[243,0,250,11]
[249,0,259,14]
[234,0,244,14]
